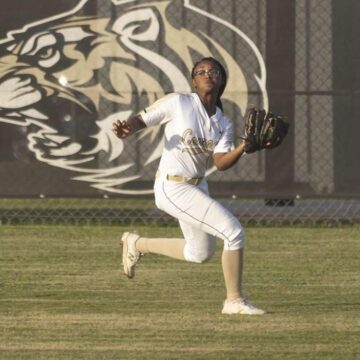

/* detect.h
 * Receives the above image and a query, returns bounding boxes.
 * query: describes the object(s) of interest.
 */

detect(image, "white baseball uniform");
[140,93,244,263]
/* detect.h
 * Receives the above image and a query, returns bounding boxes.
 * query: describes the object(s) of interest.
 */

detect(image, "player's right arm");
[112,93,177,139]
[112,115,146,139]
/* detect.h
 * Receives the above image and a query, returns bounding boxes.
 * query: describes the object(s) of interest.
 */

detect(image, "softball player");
[112,57,265,315]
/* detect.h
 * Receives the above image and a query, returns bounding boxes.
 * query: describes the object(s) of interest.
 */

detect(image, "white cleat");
[221,298,266,315]
[121,232,141,279]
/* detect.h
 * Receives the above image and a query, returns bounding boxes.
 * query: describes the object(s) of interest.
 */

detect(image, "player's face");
[192,61,223,96]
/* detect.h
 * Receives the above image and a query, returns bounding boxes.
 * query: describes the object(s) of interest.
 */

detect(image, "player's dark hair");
[191,57,227,111]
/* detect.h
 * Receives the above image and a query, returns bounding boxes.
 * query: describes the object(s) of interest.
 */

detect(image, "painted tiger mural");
[0,0,267,194]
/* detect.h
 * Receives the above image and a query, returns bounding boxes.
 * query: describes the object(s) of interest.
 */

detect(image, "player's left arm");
[213,118,246,171]
[213,142,245,171]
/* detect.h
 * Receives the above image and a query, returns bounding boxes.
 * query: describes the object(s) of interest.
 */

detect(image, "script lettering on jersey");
[181,128,218,155]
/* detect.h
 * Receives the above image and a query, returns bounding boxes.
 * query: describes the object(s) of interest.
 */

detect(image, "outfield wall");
[0,0,359,224]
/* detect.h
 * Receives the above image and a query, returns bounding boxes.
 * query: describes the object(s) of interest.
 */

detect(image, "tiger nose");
[0,75,42,109]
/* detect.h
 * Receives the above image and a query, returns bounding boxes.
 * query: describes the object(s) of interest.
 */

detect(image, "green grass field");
[0,225,359,359]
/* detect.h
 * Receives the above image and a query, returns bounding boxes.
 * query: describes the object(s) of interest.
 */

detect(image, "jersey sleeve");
[213,119,233,153]
[139,93,178,127]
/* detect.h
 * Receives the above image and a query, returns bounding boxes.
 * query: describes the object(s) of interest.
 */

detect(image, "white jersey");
[139,93,233,178]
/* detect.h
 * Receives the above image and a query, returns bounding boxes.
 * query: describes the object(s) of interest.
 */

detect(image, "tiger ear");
[112,8,160,42]
[79,0,139,17]
[79,0,111,16]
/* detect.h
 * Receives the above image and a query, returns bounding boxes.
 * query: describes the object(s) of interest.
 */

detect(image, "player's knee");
[186,252,215,263]
[213,211,245,250]
[183,245,216,264]
[224,225,245,251]
[197,248,216,263]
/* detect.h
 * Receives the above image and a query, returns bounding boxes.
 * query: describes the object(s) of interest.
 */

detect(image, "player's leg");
[154,179,265,314]
[180,220,217,263]
[135,235,185,260]
[154,179,244,296]
[154,179,245,252]
[121,231,186,279]
[134,221,216,262]
[136,178,217,261]
[135,220,216,262]
[222,247,243,302]
[123,179,265,313]
[122,180,217,276]
[121,223,215,278]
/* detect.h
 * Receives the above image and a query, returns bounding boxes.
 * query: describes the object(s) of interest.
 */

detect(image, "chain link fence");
[0,0,359,225]
[0,197,359,226]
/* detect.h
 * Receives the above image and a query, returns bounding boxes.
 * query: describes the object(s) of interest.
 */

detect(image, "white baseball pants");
[154,177,244,263]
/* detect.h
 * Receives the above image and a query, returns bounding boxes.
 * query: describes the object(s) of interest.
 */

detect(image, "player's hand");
[112,120,132,138]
